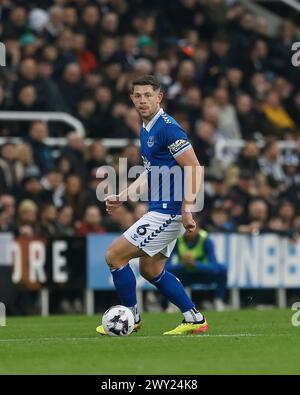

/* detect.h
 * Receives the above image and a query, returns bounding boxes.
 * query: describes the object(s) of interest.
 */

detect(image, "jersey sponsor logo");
[147,135,154,147]
[168,139,189,155]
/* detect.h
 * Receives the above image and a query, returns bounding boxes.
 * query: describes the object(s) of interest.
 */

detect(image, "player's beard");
[140,105,160,123]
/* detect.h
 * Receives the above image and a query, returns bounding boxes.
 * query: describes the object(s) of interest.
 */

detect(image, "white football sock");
[183,307,204,322]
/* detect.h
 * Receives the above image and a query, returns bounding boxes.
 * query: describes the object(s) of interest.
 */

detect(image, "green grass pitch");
[0,309,299,374]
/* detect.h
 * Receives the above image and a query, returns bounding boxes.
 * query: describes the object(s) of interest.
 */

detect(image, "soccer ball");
[102,305,135,337]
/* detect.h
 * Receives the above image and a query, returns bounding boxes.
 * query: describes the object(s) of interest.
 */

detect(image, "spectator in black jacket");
[60,131,86,180]
[60,63,85,115]
[26,121,54,175]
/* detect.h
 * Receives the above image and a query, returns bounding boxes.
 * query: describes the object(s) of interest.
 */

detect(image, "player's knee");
[105,247,124,270]
[140,267,160,281]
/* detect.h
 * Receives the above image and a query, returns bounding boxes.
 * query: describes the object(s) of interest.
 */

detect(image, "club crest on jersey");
[147,136,154,147]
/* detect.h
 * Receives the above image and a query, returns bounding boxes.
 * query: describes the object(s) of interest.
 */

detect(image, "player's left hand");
[182,211,196,233]
[104,194,123,214]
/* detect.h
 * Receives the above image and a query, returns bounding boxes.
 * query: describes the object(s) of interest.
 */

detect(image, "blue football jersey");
[140,108,192,215]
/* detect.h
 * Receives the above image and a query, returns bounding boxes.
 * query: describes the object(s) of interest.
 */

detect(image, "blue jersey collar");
[143,108,164,132]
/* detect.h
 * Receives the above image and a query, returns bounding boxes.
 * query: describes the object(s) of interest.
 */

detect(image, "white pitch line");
[0,337,99,343]
[0,333,288,343]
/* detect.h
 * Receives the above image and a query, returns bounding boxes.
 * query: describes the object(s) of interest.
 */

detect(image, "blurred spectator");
[27,121,53,175]
[18,170,44,206]
[62,174,89,219]
[205,205,233,232]
[57,156,72,180]
[261,90,295,136]
[274,20,298,74]
[272,76,293,102]
[94,85,114,137]
[2,6,29,39]
[241,39,272,80]
[0,194,16,231]
[85,140,107,176]
[278,200,295,230]
[201,101,222,132]
[229,201,247,228]
[176,87,202,130]
[258,140,285,182]
[204,172,225,213]
[60,131,86,178]
[0,143,22,194]
[0,84,8,120]
[255,16,270,41]
[282,152,300,189]
[249,72,271,101]
[204,35,231,92]
[41,169,64,207]
[236,94,262,140]
[212,87,241,140]
[17,199,38,237]
[13,85,45,113]
[154,59,173,92]
[168,60,196,100]
[97,37,118,65]
[234,140,260,177]
[239,198,269,233]
[121,144,142,167]
[292,215,300,232]
[43,6,64,42]
[76,205,106,236]
[116,33,139,71]
[77,97,98,138]
[81,4,102,55]
[102,11,119,36]
[281,151,300,208]
[39,203,59,237]
[266,216,285,231]
[133,57,153,77]
[55,29,77,78]
[102,205,134,232]
[60,63,85,114]
[228,169,254,209]
[193,121,215,167]
[74,32,97,77]
[63,6,78,30]
[226,68,244,102]
[13,58,39,100]
[287,91,300,126]
[112,107,141,138]
[18,151,40,179]
[57,205,74,237]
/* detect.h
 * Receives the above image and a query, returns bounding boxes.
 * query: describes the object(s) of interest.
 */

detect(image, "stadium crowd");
[0,0,300,238]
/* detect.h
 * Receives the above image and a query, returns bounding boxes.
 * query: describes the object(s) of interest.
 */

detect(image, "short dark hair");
[131,75,161,93]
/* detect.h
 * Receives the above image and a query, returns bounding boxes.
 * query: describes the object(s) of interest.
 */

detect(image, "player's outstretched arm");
[105,170,148,214]
[175,147,203,232]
